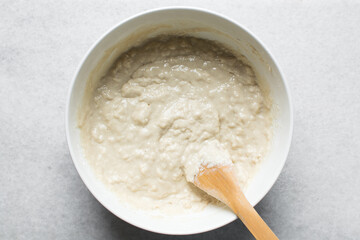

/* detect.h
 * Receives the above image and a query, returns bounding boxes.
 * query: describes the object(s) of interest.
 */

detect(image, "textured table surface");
[1,0,359,239]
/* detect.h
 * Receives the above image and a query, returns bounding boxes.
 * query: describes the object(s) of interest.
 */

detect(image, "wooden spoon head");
[194,165,241,206]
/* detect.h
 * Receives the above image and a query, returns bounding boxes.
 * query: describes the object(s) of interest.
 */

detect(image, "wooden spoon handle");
[195,165,278,239]
[228,191,278,240]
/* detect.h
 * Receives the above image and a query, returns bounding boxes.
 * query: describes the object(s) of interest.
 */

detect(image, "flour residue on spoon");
[183,139,232,182]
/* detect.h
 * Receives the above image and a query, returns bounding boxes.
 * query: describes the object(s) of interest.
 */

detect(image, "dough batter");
[79,36,272,213]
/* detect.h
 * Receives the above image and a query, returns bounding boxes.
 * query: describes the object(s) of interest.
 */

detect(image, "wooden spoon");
[194,164,278,240]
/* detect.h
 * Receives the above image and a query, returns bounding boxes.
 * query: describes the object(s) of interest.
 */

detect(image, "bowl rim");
[65,6,293,235]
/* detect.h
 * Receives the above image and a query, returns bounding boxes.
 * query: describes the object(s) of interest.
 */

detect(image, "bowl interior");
[66,8,292,235]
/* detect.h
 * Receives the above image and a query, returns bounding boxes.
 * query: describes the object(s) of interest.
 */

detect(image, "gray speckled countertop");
[1,0,359,239]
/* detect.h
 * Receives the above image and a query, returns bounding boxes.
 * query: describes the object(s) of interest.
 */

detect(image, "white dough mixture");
[79,36,272,213]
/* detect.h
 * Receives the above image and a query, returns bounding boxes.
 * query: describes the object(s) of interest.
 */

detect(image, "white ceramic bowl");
[66,7,293,235]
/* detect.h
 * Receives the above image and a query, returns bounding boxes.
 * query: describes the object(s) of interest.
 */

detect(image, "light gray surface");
[1,0,359,239]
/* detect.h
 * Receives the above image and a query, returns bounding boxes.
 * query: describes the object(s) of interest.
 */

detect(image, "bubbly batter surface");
[79,36,272,213]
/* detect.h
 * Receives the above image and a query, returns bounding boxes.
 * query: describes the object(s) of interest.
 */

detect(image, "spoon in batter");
[194,164,278,240]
